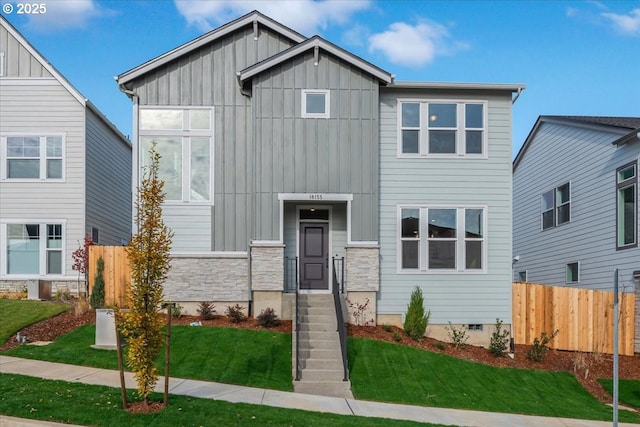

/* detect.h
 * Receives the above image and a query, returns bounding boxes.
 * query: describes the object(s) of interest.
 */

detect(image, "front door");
[299,223,329,290]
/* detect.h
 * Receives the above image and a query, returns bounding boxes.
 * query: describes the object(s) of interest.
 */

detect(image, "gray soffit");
[238,35,393,85]
[117,10,306,85]
[388,81,526,92]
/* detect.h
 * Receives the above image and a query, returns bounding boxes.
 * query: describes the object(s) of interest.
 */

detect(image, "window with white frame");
[0,52,5,77]
[399,206,486,272]
[3,135,63,180]
[301,90,330,118]
[139,108,213,203]
[517,271,527,282]
[566,262,579,283]
[616,161,637,249]
[541,182,570,230]
[5,223,63,275]
[399,100,486,157]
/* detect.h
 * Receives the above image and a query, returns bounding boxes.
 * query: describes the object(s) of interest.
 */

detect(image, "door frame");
[296,205,332,294]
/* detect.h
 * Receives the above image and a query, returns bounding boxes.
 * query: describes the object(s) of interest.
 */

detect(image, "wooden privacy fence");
[513,282,635,356]
[88,246,130,308]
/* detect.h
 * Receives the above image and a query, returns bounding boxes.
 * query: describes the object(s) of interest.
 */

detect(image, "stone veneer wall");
[163,255,249,302]
[0,279,80,296]
[250,244,285,291]
[345,245,379,292]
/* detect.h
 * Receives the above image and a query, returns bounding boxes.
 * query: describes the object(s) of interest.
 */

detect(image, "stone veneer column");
[345,245,379,326]
[250,243,285,317]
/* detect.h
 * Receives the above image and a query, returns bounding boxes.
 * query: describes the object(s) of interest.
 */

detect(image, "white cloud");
[173,0,370,35]
[368,20,463,67]
[23,0,106,32]
[601,8,640,36]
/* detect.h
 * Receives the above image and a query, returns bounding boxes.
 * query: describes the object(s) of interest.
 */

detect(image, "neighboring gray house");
[117,11,523,344]
[513,116,640,292]
[0,16,131,296]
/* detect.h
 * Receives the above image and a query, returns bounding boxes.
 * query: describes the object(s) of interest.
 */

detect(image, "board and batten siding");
[0,24,51,78]
[85,109,132,246]
[378,89,514,324]
[126,26,298,252]
[0,81,86,278]
[252,51,379,242]
[513,122,640,292]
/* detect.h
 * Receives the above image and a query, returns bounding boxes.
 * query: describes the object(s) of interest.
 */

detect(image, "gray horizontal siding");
[85,109,132,245]
[162,205,211,252]
[253,51,379,242]
[0,25,51,78]
[513,122,640,292]
[377,89,514,324]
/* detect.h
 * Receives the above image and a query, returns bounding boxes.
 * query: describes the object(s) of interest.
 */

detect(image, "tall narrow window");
[400,209,420,269]
[46,224,63,274]
[541,189,555,230]
[427,209,457,269]
[464,208,483,269]
[617,162,637,249]
[566,262,579,283]
[556,183,570,225]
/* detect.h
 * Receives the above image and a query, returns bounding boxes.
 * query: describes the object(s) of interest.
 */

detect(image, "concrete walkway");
[0,355,636,427]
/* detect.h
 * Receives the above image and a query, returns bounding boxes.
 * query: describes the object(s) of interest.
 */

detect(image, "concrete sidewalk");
[0,355,636,427]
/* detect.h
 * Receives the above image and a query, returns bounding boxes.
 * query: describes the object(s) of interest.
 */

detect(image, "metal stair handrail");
[332,257,348,382]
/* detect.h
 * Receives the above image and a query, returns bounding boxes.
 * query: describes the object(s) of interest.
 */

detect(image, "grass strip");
[3,325,293,391]
[598,378,640,410]
[0,373,447,427]
[0,300,70,344]
[348,337,640,423]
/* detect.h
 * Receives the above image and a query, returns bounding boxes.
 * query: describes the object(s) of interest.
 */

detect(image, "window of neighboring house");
[541,182,570,230]
[3,135,63,180]
[5,223,63,275]
[616,161,637,249]
[398,100,487,157]
[139,108,213,203]
[566,262,579,283]
[301,90,330,118]
[0,52,5,77]
[91,227,99,244]
[399,206,486,272]
[517,271,527,282]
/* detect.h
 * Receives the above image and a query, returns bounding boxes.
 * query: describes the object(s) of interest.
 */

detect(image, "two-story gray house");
[0,16,131,296]
[513,116,640,292]
[117,11,524,345]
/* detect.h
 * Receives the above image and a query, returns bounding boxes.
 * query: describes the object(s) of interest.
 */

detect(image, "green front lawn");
[599,378,640,411]
[0,300,70,344]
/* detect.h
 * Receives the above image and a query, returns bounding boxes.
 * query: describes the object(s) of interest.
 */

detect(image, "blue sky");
[2,0,639,156]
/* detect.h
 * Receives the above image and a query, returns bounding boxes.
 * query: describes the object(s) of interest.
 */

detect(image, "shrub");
[526,329,559,362]
[403,286,430,341]
[256,307,280,328]
[381,324,393,333]
[225,304,247,323]
[171,303,183,318]
[393,332,402,342]
[445,322,470,349]
[89,257,106,309]
[75,297,90,317]
[488,318,510,357]
[196,301,216,320]
[432,342,445,351]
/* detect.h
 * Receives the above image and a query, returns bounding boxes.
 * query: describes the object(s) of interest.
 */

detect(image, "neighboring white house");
[513,116,640,292]
[116,11,524,344]
[0,16,132,296]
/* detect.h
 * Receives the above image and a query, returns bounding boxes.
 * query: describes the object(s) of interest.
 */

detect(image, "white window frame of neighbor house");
[301,89,330,118]
[397,205,487,273]
[616,161,637,250]
[139,107,213,204]
[1,221,65,277]
[0,52,5,77]
[397,99,488,158]
[566,261,579,284]
[541,182,571,230]
[517,270,528,282]
[1,134,65,181]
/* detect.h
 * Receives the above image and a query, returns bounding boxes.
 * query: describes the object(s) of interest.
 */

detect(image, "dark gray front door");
[299,223,329,290]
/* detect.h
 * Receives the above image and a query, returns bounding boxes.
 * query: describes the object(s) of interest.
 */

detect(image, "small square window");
[566,262,579,283]
[517,271,527,282]
[302,90,330,118]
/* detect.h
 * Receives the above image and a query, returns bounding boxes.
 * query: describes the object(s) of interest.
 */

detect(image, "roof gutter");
[512,87,524,104]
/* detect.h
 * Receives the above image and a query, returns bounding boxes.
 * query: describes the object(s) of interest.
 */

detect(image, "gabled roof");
[0,15,129,144]
[513,115,640,170]
[238,35,393,85]
[117,10,306,86]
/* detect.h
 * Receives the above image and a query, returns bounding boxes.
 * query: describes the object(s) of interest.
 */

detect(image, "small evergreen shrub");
[381,324,393,333]
[256,307,280,328]
[393,332,402,342]
[526,329,559,362]
[225,304,247,323]
[432,342,445,351]
[196,301,216,320]
[171,303,183,318]
[403,286,430,341]
[488,318,510,357]
[89,257,106,309]
[445,322,470,349]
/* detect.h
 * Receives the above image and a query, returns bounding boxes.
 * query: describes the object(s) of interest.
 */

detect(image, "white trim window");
[616,161,637,249]
[301,90,330,118]
[139,108,213,203]
[541,182,570,230]
[3,222,64,276]
[517,270,528,282]
[398,100,487,158]
[0,52,5,77]
[398,206,487,272]
[2,135,64,180]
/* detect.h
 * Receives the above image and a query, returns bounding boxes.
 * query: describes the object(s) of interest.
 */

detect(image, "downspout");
[116,82,140,235]
[512,87,524,104]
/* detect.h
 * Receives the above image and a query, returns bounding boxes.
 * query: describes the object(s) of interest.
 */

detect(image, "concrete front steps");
[293,294,353,399]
